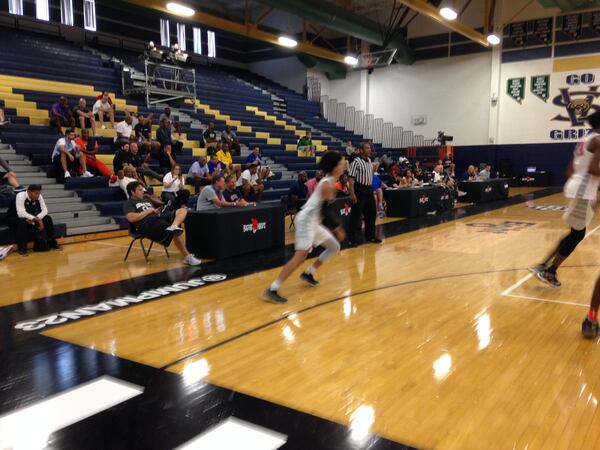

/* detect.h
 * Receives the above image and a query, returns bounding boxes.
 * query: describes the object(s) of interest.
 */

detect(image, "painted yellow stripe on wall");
[553,55,600,72]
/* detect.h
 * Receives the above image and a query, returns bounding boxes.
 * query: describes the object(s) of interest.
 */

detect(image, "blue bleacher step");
[66,223,122,236]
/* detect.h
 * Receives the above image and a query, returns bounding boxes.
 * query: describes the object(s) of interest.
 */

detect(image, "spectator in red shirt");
[74,129,112,176]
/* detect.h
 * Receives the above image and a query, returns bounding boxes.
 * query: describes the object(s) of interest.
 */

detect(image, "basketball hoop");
[354,49,397,72]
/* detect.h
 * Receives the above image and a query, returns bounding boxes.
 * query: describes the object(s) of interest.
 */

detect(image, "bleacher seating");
[0,26,404,247]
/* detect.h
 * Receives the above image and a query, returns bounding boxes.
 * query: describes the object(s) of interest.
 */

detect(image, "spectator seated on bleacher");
[207,154,227,177]
[124,181,201,266]
[7,184,60,256]
[1,156,24,192]
[134,113,159,155]
[216,143,241,180]
[74,129,111,177]
[118,166,163,204]
[297,131,316,157]
[52,129,93,180]
[159,107,182,136]
[93,92,115,129]
[221,125,241,156]
[0,108,8,126]
[161,164,190,210]
[305,170,323,197]
[236,162,264,202]
[443,151,453,172]
[203,122,218,153]
[72,98,97,136]
[345,140,355,157]
[246,146,271,179]
[289,171,308,210]
[379,151,394,172]
[51,96,75,132]
[335,173,350,196]
[157,119,183,155]
[115,115,134,147]
[113,141,133,174]
[130,141,163,183]
[462,165,479,181]
[223,175,254,206]
[186,156,211,194]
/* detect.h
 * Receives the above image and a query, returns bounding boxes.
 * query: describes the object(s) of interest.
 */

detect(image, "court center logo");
[340,203,352,216]
[243,217,266,233]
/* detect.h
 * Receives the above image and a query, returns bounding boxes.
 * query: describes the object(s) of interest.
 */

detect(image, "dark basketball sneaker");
[300,272,319,287]
[582,317,600,339]
[535,270,561,288]
[262,289,288,304]
[528,264,546,276]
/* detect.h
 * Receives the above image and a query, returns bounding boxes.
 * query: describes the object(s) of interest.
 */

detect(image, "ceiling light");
[439,7,457,21]
[344,55,359,66]
[277,36,298,48]
[166,2,195,17]
[487,34,501,45]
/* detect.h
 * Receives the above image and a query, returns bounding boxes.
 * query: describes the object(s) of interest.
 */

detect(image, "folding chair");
[124,222,170,263]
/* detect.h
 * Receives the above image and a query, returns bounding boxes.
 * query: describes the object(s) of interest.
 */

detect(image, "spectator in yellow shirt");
[216,143,240,179]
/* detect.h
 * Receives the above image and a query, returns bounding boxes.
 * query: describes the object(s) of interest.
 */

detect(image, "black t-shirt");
[72,105,90,115]
[130,152,145,168]
[123,198,154,230]
[204,129,217,141]
[443,157,453,168]
[113,150,134,173]
[135,123,151,139]
[223,187,244,203]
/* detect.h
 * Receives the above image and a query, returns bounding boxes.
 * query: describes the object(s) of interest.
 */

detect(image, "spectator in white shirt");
[51,129,93,180]
[115,115,134,146]
[186,156,211,194]
[479,164,492,180]
[161,164,190,209]
[92,92,115,129]
[7,185,60,255]
[236,162,264,202]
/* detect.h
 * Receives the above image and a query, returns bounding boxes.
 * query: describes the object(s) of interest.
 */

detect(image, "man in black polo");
[7,184,60,256]
[348,143,381,247]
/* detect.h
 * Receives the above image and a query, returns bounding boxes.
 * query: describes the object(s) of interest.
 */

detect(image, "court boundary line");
[500,223,600,298]
[160,264,594,371]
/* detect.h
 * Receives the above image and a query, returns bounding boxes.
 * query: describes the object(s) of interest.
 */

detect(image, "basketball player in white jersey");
[530,111,600,295]
[263,151,346,304]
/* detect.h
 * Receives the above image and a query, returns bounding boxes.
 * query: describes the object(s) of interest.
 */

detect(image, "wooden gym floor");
[3,187,600,449]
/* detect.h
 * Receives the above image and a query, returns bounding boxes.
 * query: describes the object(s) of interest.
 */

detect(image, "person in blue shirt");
[207,154,227,176]
[288,171,308,210]
[372,172,388,219]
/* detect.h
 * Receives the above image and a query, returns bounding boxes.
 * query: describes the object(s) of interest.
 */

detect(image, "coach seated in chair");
[196,175,243,210]
[7,184,60,256]
[124,181,200,266]
[223,175,254,206]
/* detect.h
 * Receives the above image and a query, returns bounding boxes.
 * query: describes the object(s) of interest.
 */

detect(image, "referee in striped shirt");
[348,142,381,246]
